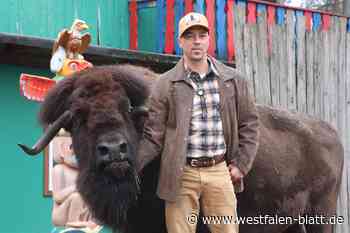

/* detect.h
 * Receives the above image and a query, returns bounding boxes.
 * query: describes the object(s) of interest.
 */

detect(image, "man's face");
[178,26,209,62]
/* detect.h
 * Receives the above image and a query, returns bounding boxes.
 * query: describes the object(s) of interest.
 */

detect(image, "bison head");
[19,65,157,230]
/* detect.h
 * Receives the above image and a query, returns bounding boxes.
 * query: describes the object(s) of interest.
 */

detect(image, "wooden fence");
[129,0,350,232]
[232,2,349,233]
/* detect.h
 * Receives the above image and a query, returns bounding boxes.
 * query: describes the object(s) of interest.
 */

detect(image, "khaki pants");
[165,161,239,233]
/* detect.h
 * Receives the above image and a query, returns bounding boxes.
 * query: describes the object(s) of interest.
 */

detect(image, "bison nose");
[96,141,128,160]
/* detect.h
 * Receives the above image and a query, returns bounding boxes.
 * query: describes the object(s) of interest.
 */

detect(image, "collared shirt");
[184,59,227,158]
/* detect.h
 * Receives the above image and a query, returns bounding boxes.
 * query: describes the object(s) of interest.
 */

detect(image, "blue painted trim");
[256,4,266,23]
[295,10,303,18]
[195,0,205,14]
[276,7,285,25]
[312,13,321,32]
[175,0,184,55]
[257,4,266,13]
[156,0,165,53]
[216,0,226,60]
[347,18,350,32]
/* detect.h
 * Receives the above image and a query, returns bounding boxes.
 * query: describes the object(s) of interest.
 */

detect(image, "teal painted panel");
[97,0,118,47]
[0,64,52,233]
[98,0,129,49]
[138,5,157,52]
[0,0,130,48]
[46,0,76,39]
[0,0,18,33]
[74,0,99,45]
[17,0,49,36]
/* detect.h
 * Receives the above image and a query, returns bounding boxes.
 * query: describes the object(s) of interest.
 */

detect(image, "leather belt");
[187,154,225,168]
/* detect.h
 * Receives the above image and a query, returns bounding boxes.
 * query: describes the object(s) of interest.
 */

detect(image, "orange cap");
[178,12,209,38]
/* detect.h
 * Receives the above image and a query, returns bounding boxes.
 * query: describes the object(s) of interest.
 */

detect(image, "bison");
[19,65,344,233]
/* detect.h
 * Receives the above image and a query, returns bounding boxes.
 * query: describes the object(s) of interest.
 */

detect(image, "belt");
[186,154,225,168]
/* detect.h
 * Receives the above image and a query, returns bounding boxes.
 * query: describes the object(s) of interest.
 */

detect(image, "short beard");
[77,166,140,232]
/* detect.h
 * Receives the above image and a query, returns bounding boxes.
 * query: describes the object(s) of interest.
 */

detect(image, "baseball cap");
[178,12,209,38]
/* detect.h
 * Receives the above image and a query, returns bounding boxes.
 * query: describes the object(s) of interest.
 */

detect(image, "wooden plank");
[312,12,321,32]
[322,14,331,31]
[20,0,50,37]
[305,22,315,115]
[226,0,235,62]
[322,16,331,123]
[305,11,312,31]
[184,0,193,14]
[285,10,296,110]
[248,18,260,102]
[233,1,246,74]
[46,0,75,40]
[295,11,306,113]
[138,3,157,52]
[241,3,256,97]
[164,0,175,54]
[269,7,281,107]
[175,0,184,55]
[156,0,165,53]
[195,0,205,14]
[345,27,350,233]
[278,8,289,109]
[337,18,347,142]
[216,0,227,60]
[129,0,138,50]
[75,0,99,45]
[247,2,257,24]
[112,0,130,48]
[313,13,323,118]
[330,17,338,128]
[275,7,287,108]
[0,0,17,33]
[206,0,216,57]
[267,6,275,55]
[255,4,271,105]
[335,17,349,233]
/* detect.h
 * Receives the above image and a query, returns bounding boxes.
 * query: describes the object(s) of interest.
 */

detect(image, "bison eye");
[97,145,109,156]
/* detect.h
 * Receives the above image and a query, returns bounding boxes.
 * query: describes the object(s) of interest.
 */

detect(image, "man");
[136,12,259,233]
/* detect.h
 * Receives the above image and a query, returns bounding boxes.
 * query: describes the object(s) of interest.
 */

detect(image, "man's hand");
[228,164,243,183]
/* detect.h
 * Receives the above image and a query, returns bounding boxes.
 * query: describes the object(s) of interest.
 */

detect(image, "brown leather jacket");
[136,57,259,202]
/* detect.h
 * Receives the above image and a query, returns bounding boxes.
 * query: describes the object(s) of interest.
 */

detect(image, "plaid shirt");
[186,60,226,158]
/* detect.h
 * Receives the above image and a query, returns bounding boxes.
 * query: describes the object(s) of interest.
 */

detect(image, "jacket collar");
[170,56,235,82]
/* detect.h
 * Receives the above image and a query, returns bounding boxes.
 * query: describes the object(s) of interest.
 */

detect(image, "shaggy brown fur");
[37,65,343,233]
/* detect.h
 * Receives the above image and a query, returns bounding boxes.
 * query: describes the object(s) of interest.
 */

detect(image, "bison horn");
[18,110,73,156]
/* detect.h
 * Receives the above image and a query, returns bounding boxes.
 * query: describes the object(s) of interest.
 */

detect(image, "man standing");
[136,12,259,233]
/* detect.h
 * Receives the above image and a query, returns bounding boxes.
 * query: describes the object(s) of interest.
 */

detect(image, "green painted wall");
[0,0,129,49]
[0,1,157,233]
[0,64,117,232]
[138,4,157,52]
[0,64,52,232]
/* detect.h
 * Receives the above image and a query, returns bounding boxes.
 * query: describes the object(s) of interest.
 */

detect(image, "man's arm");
[229,79,259,178]
[136,79,169,173]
